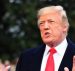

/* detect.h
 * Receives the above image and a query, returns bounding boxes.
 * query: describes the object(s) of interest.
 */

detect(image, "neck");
[47,37,66,47]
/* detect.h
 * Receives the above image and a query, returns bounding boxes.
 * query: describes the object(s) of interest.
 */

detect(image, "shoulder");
[67,38,75,47]
[67,38,75,53]
[20,43,46,58]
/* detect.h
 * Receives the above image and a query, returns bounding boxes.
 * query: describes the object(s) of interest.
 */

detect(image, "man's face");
[38,11,67,46]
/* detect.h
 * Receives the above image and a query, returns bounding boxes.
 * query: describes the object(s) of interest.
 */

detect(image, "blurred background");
[0,0,75,70]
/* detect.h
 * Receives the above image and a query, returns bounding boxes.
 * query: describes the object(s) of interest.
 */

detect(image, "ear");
[63,23,69,33]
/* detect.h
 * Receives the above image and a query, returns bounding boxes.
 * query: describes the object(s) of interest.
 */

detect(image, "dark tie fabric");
[45,48,56,71]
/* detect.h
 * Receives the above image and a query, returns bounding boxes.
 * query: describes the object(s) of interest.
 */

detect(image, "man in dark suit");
[16,5,75,71]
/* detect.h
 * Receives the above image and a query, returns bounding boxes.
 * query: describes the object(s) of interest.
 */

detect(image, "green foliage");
[0,0,75,60]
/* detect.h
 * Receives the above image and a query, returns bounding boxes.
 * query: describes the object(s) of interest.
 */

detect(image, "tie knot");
[50,48,56,54]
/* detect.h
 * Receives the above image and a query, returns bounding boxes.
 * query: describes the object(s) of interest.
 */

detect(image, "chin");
[43,39,52,44]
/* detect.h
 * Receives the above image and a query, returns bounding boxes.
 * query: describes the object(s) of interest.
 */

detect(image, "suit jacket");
[16,39,75,71]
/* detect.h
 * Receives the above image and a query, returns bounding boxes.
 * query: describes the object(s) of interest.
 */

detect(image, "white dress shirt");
[40,38,68,71]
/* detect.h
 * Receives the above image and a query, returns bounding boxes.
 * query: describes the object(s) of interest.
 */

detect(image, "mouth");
[44,32,50,37]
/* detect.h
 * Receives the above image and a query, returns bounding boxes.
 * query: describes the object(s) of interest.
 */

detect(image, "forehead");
[38,11,61,21]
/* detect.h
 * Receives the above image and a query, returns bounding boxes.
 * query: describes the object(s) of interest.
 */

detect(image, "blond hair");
[37,5,69,28]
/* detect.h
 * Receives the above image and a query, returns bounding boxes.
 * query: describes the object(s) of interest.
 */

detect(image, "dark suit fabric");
[16,39,75,71]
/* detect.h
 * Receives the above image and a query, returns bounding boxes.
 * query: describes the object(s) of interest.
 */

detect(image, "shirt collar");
[44,38,68,56]
[55,38,68,56]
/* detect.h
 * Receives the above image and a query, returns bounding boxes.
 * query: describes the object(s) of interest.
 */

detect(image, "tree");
[0,0,75,60]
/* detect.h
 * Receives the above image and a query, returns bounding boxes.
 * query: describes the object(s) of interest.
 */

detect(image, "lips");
[45,32,50,35]
[44,32,50,37]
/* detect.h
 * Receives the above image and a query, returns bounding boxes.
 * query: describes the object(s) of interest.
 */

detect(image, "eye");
[40,22,43,25]
[47,20,54,23]
[39,21,44,25]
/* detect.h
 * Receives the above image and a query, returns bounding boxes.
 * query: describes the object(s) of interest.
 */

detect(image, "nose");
[44,22,49,30]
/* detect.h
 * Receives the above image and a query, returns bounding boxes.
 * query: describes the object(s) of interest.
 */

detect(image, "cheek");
[53,27,63,37]
[40,31,44,38]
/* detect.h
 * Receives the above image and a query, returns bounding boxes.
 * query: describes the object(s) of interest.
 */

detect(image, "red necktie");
[45,48,56,71]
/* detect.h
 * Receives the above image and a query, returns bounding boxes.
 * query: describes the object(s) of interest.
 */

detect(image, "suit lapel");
[58,39,74,71]
[30,39,75,71]
[32,44,46,71]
